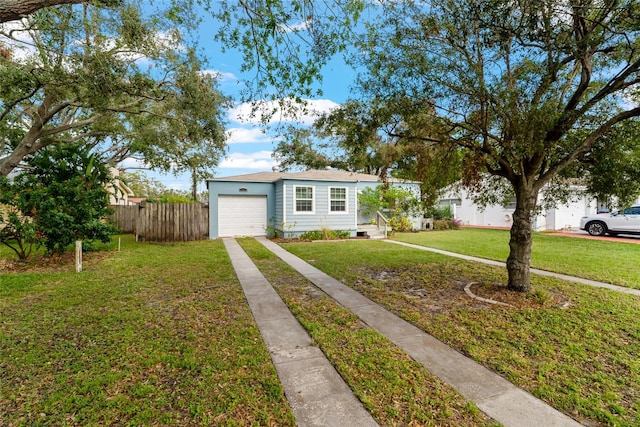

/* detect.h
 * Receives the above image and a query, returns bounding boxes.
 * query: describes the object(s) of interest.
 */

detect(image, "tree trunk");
[0,128,45,177]
[506,182,539,293]
[0,0,86,23]
[191,166,197,202]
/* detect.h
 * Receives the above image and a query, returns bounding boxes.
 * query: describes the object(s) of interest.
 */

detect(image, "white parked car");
[580,206,640,236]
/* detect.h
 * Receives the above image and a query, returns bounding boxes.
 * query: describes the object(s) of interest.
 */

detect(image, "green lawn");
[2,233,639,426]
[237,238,495,426]
[281,239,640,427]
[392,228,640,288]
[0,236,295,426]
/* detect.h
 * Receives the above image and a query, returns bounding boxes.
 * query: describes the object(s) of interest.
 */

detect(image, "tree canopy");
[0,1,228,181]
[273,99,462,205]
[330,0,640,292]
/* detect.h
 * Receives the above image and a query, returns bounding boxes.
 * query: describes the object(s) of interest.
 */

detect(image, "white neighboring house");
[108,167,135,205]
[440,184,602,231]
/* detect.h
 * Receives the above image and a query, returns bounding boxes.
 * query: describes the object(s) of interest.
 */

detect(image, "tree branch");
[0,0,85,23]
[538,106,640,188]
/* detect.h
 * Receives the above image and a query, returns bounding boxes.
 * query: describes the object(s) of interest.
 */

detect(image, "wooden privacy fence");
[109,203,209,242]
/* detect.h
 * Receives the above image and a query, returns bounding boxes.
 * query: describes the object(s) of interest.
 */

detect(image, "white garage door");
[218,195,267,237]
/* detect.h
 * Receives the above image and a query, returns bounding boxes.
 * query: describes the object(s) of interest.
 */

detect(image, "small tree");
[5,144,117,255]
[359,185,421,231]
[0,191,39,259]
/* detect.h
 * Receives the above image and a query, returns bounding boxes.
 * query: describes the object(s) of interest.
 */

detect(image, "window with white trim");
[329,187,347,213]
[294,186,314,213]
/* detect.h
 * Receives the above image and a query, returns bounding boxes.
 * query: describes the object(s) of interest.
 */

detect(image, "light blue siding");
[275,183,283,230]
[208,173,422,238]
[279,179,358,237]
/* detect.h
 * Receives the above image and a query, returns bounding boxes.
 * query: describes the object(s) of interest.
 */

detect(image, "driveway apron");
[222,238,378,427]
[256,236,582,427]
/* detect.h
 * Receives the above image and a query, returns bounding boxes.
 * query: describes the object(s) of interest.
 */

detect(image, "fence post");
[75,241,82,273]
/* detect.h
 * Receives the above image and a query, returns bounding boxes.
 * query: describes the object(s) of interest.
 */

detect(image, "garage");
[218,195,268,237]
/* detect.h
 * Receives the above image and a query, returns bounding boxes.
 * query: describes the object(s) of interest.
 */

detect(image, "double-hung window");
[329,187,347,213]
[294,186,314,213]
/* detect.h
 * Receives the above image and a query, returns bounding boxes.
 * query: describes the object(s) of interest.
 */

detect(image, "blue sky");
[122,12,358,194]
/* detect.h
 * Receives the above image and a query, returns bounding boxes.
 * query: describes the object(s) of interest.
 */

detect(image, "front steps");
[357,224,390,239]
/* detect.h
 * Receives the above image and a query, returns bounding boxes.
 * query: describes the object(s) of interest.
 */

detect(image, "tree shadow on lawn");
[351,264,571,314]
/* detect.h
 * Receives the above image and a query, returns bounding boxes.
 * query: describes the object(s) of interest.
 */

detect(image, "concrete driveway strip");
[222,238,378,427]
[385,240,640,297]
[256,236,582,427]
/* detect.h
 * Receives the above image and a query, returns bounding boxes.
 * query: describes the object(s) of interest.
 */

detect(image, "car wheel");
[586,221,607,236]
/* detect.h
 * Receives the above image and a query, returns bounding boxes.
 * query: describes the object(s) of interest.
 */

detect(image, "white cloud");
[167,182,186,191]
[226,127,272,144]
[118,157,149,169]
[201,69,238,82]
[229,98,340,126]
[278,19,311,33]
[219,151,277,169]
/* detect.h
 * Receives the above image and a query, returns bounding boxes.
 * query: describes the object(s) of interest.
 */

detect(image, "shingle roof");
[208,169,418,184]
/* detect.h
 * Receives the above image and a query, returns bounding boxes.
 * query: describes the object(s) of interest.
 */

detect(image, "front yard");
[392,228,640,288]
[1,230,638,426]
[0,237,295,426]
[279,234,640,426]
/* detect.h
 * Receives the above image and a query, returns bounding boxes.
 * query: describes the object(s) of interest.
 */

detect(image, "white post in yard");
[118,237,121,252]
[75,241,82,273]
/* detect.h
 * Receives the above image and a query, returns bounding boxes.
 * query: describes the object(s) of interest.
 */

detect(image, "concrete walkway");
[222,238,378,427]
[255,237,581,427]
[385,240,640,297]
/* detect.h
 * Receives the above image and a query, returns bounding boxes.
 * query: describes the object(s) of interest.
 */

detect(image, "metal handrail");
[376,211,389,239]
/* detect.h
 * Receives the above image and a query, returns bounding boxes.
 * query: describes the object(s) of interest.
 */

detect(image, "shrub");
[359,185,422,218]
[425,204,454,220]
[388,216,413,232]
[1,144,118,257]
[433,218,461,230]
[0,202,40,260]
[300,228,350,241]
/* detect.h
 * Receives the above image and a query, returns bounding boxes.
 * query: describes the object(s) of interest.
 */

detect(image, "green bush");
[388,216,413,232]
[433,218,461,230]
[359,185,421,218]
[0,144,117,257]
[0,203,39,259]
[425,204,453,220]
[300,228,350,240]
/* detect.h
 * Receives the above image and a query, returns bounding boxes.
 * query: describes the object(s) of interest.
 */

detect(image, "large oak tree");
[346,0,640,292]
[0,2,228,181]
